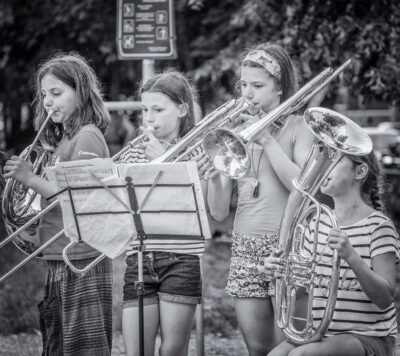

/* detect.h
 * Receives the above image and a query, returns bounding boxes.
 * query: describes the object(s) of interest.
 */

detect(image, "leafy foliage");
[0,0,399,147]
[189,0,400,109]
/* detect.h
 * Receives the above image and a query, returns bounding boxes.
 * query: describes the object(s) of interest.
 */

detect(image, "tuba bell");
[275,107,372,344]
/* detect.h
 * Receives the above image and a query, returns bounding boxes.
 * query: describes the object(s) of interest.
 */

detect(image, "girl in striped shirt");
[118,70,203,356]
[264,151,399,356]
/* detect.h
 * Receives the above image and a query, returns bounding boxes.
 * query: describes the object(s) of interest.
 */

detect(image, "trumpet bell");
[203,128,250,179]
[305,107,372,156]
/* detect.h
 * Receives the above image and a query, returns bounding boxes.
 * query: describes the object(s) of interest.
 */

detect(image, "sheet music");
[78,175,136,258]
[118,161,211,239]
[47,160,211,259]
[46,158,119,246]
[186,161,212,239]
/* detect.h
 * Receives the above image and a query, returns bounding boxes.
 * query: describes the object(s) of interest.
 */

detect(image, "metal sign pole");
[142,59,155,83]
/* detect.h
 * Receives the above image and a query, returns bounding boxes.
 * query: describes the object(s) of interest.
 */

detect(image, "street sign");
[116,0,177,60]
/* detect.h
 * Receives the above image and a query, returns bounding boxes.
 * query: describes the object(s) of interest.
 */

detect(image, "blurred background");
[0,0,399,354]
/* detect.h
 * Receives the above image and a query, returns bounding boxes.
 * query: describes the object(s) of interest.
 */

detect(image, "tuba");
[203,59,352,179]
[275,107,372,344]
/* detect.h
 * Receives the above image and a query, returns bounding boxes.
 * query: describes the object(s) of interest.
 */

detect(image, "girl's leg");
[159,300,197,356]
[235,297,276,356]
[288,334,365,356]
[271,297,285,345]
[122,304,160,356]
[267,340,296,356]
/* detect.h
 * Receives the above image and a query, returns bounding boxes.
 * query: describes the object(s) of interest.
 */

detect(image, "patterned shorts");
[226,231,278,298]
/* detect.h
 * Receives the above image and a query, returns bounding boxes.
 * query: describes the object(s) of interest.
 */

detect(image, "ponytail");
[351,152,386,213]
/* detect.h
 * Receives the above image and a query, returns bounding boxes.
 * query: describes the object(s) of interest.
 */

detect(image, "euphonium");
[275,107,372,344]
[203,59,352,179]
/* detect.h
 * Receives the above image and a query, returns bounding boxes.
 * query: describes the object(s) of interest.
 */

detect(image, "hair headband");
[243,50,281,81]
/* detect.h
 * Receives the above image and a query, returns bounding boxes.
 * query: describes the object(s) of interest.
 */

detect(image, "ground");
[0,239,398,356]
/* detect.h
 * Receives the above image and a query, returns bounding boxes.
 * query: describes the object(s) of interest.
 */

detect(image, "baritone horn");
[275,107,372,344]
[0,120,155,281]
[203,59,353,179]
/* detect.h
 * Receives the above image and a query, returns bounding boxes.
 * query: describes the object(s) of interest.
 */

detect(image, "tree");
[1,0,399,149]
[0,0,140,149]
[189,0,400,111]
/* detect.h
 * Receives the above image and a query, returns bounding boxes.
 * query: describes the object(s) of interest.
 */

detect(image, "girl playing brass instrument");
[3,53,112,356]
[201,43,315,355]
[118,70,203,356]
[264,152,399,356]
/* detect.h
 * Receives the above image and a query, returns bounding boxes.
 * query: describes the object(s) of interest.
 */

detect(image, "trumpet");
[113,126,155,162]
[275,107,372,344]
[203,59,353,179]
[0,97,251,280]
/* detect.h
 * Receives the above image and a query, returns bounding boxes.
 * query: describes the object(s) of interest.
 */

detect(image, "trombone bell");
[203,128,250,179]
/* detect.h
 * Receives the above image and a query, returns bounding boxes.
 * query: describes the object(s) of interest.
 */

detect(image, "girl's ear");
[178,103,188,118]
[355,163,368,181]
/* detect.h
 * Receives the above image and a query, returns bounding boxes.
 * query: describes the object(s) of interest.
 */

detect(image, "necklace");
[250,147,263,198]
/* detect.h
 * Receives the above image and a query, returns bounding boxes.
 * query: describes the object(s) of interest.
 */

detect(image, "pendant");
[251,178,260,198]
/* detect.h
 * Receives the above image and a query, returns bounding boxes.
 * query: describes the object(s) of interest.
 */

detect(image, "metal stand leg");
[135,247,145,356]
[195,302,204,356]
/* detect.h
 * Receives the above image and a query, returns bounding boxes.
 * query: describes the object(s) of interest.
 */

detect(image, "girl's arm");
[192,149,233,221]
[256,117,314,191]
[328,227,397,310]
[3,156,57,199]
[346,252,396,310]
[207,173,233,221]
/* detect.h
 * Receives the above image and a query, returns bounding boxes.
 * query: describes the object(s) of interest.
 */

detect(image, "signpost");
[116,0,177,60]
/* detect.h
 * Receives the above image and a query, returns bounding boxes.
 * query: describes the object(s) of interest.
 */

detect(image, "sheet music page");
[117,161,211,239]
[51,158,118,243]
[185,161,211,239]
[78,175,136,258]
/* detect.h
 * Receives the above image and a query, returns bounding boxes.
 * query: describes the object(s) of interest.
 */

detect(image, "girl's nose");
[242,86,254,100]
[144,110,155,123]
[43,95,53,109]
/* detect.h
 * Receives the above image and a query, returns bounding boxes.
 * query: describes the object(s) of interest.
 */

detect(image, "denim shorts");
[123,251,202,307]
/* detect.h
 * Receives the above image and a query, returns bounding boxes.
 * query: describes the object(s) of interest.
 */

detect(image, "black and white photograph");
[0,0,399,355]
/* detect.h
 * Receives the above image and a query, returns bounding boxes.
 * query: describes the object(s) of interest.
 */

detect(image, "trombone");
[62,97,252,275]
[0,97,251,280]
[203,59,353,179]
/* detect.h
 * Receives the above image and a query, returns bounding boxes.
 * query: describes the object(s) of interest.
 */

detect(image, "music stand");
[50,160,210,356]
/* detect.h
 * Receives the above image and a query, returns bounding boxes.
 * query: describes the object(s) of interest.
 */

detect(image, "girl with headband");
[201,43,315,355]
